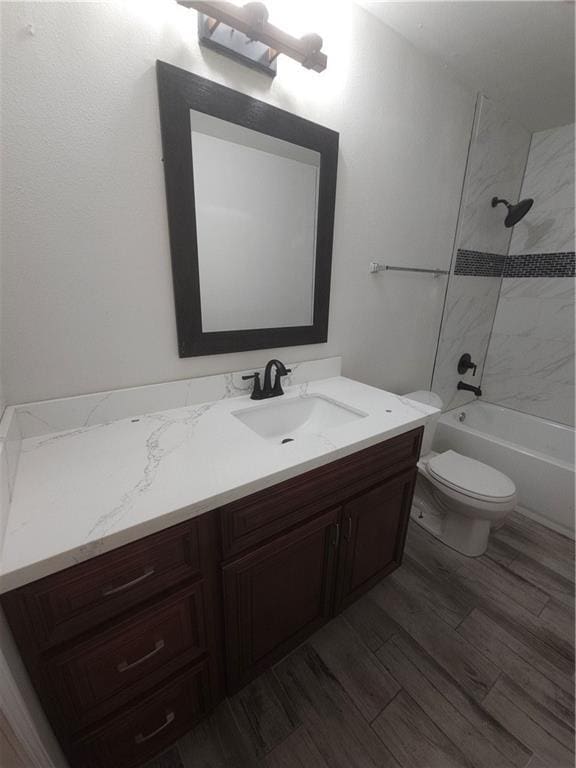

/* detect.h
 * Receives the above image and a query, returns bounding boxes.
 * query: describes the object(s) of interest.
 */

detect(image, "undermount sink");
[232,395,367,443]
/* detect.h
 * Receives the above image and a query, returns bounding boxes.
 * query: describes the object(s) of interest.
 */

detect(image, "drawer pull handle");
[117,639,165,673]
[134,710,175,744]
[102,567,155,597]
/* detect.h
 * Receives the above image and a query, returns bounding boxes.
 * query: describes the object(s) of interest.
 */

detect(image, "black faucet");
[457,381,482,397]
[242,359,292,400]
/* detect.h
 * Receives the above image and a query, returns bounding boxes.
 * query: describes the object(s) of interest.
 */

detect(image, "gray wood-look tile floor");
[145,512,575,768]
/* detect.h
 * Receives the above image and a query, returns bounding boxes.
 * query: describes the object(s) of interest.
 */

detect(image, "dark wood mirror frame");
[156,61,339,358]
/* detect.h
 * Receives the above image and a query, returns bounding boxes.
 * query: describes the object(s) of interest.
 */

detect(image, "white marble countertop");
[0,377,436,593]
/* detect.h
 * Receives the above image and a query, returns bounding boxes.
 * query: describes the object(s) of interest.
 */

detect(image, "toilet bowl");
[405,391,517,556]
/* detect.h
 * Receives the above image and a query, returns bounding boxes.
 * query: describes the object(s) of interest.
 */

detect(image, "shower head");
[491,196,534,228]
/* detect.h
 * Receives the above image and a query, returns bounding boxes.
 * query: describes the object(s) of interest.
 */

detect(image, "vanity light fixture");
[176,1,327,77]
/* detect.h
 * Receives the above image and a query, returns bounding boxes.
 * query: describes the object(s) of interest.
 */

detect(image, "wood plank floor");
[145,512,575,768]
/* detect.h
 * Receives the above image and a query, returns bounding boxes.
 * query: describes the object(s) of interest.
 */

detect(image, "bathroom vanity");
[0,366,434,768]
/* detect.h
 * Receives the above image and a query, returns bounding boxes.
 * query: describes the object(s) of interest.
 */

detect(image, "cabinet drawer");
[2,519,200,651]
[220,428,422,558]
[44,582,206,731]
[72,660,211,768]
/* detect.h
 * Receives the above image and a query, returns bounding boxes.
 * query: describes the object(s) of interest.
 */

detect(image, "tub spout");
[457,381,482,397]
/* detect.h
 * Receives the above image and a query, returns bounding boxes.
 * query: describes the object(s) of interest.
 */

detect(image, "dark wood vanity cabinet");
[1,427,421,768]
[1,513,225,768]
[72,659,213,768]
[219,429,421,691]
[333,469,416,611]
[221,473,416,693]
[222,507,341,690]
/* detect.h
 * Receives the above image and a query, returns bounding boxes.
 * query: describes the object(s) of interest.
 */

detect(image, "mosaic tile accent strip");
[454,249,576,278]
[454,249,505,277]
[504,252,575,278]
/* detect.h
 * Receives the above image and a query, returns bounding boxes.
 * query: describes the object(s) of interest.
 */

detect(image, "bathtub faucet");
[457,381,482,397]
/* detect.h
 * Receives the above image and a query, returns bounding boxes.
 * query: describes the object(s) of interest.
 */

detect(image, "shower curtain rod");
[369,262,449,277]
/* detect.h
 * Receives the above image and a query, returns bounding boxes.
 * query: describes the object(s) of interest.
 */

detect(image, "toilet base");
[411,477,494,557]
[410,503,490,557]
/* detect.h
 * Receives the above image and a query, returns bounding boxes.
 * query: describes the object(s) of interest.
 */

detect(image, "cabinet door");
[334,468,416,611]
[223,507,340,692]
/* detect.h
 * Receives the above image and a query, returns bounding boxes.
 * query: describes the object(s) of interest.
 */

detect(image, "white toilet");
[405,391,517,557]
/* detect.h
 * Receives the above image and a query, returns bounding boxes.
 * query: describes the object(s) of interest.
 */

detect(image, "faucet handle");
[271,366,292,396]
[457,353,478,377]
[242,372,264,400]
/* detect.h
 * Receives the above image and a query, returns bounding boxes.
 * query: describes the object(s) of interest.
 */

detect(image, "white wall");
[0,139,4,417]
[0,281,4,415]
[1,0,474,404]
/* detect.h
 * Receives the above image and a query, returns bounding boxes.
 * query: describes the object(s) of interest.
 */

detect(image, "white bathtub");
[434,402,575,539]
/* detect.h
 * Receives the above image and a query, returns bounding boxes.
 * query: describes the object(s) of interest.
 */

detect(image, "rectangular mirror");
[191,111,319,333]
[157,62,339,357]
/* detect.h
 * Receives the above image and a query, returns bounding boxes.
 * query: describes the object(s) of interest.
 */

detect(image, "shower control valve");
[457,353,477,376]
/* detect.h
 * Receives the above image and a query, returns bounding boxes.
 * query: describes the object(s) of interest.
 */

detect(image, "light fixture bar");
[177,1,327,72]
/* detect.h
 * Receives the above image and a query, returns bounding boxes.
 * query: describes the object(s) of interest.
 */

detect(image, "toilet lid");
[427,450,516,501]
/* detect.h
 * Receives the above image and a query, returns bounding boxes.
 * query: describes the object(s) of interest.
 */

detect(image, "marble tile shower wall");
[431,95,531,410]
[483,123,575,426]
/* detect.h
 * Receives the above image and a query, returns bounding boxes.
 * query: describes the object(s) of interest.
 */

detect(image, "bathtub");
[433,402,575,539]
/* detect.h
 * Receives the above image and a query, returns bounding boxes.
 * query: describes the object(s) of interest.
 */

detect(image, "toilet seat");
[427,450,516,503]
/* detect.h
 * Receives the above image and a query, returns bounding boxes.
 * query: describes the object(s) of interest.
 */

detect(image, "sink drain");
[281,438,295,444]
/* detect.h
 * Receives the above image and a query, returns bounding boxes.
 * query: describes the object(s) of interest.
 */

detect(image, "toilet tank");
[404,390,443,456]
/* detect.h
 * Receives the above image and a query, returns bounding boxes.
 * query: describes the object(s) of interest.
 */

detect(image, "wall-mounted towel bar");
[369,263,449,277]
